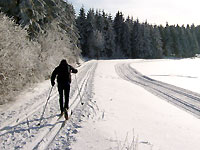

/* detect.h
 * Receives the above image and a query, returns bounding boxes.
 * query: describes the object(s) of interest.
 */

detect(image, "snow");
[130,58,200,93]
[1,58,200,150]
[71,59,200,150]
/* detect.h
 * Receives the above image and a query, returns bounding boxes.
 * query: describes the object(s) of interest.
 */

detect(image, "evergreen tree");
[150,25,163,58]
[102,13,115,57]
[87,30,104,59]
[95,10,104,32]
[170,25,182,57]
[176,25,185,57]
[181,25,191,57]
[163,23,173,57]
[113,11,124,57]
[190,24,200,56]
[76,7,87,56]
[194,25,200,52]
[122,16,132,57]
[85,9,96,57]
[130,19,140,58]
[142,22,152,58]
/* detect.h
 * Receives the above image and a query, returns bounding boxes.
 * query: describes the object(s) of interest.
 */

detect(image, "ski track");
[115,62,200,119]
[0,61,98,150]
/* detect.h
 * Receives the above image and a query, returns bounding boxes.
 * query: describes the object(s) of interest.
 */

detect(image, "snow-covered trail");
[71,59,200,150]
[0,60,97,150]
[1,59,200,150]
[115,62,200,118]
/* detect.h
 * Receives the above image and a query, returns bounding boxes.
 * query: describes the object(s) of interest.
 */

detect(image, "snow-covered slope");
[1,59,200,150]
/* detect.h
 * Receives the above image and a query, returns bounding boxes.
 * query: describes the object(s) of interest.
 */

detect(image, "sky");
[67,0,200,26]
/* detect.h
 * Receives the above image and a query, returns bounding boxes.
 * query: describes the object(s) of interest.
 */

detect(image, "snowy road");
[115,62,200,118]
[0,60,97,150]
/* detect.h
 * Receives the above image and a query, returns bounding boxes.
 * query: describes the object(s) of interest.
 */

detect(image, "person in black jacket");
[51,59,78,116]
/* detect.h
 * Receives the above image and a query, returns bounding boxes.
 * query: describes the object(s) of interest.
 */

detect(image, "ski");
[64,109,68,120]
[60,110,73,128]
[57,110,72,120]
[57,113,64,121]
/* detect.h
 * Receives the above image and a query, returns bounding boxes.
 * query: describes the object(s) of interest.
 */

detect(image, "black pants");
[58,83,70,113]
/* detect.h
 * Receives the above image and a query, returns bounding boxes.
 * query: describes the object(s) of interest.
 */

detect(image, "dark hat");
[60,59,68,65]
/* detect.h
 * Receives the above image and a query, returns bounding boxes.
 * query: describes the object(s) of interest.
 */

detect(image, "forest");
[76,8,200,59]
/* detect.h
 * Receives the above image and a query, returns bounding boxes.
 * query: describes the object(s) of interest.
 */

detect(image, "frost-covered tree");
[0,13,40,104]
[0,0,81,104]
[85,9,96,57]
[87,30,104,58]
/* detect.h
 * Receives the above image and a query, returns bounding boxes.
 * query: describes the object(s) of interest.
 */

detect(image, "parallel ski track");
[115,63,200,118]
[0,61,97,150]
[30,61,97,150]
[0,90,58,134]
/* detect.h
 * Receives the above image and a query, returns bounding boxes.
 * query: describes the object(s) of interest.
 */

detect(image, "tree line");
[76,8,200,59]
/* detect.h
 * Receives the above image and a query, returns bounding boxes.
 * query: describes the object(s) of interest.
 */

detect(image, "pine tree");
[142,22,152,58]
[87,30,104,59]
[121,16,132,57]
[95,10,104,32]
[76,7,87,56]
[130,19,140,58]
[85,8,96,57]
[170,25,182,57]
[163,23,173,57]
[180,25,190,57]
[102,13,115,57]
[194,25,200,52]
[190,24,200,56]
[150,25,163,58]
[113,11,124,57]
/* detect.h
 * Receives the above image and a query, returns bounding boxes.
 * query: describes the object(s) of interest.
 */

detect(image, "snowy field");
[1,58,200,150]
[131,58,200,93]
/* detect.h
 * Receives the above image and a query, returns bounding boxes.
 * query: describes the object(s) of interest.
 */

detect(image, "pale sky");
[67,0,200,26]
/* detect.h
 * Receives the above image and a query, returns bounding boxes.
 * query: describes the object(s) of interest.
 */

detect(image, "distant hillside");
[0,0,81,104]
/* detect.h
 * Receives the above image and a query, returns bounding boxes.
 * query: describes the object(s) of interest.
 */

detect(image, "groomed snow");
[71,59,200,150]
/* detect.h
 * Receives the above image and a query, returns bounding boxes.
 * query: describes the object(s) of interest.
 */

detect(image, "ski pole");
[75,74,84,105]
[37,86,54,126]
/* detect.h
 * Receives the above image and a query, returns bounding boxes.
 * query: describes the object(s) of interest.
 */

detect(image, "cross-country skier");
[51,59,78,118]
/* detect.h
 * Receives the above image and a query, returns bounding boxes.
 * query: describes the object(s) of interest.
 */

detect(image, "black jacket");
[51,62,78,85]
